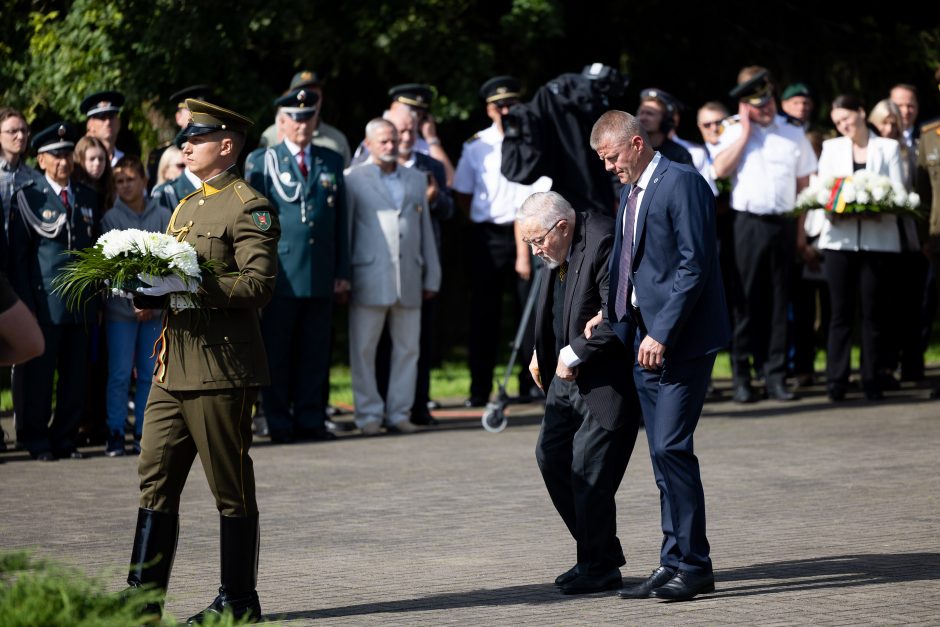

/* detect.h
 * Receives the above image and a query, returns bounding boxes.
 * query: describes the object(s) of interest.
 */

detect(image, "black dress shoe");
[930,386,940,400]
[31,451,57,462]
[554,564,580,587]
[732,384,757,403]
[650,570,715,601]
[410,411,439,426]
[827,382,847,402]
[559,568,621,595]
[463,396,488,408]
[55,449,85,460]
[862,381,883,401]
[618,565,676,599]
[294,426,337,442]
[766,381,796,401]
[268,432,294,444]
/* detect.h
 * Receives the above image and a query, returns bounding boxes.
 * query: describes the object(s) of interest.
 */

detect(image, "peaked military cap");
[170,85,213,109]
[32,122,77,154]
[289,70,321,91]
[730,70,774,106]
[178,99,253,142]
[275,88,320,120]
[80,90,125,117]
[781,82,811,101]
[479,76,521,104]
[388,83,434,110]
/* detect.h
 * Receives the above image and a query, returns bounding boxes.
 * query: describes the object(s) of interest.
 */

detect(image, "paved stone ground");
[2,376,940,625]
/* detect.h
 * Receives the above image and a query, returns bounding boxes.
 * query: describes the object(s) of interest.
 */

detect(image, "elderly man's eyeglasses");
[523,220,562,247]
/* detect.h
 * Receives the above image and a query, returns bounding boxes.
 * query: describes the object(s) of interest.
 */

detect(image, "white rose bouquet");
[53,228,224,311]
[795,172,921,217]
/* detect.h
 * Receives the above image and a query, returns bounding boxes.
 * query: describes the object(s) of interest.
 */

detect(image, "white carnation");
[166,240,201,278]
[871,184,888,202]
[841,182,857,203]
[816,190,831,206]
[908,192,921,208]
[856,189,870,204]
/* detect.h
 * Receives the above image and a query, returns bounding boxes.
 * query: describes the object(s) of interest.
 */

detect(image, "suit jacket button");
[309,238,315,244]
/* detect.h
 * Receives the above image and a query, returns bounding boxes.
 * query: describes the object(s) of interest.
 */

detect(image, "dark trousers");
[790,271,830,377]
[139,385,257,517]
[260,296,332,437]
[467,222,534,399]
[377,295,438,415]
[13,322,88,454]
[633,342,715,575]
[731,212,794,385]
[887,252,928,379]
[535,377,636,574]
[824,250,890,386]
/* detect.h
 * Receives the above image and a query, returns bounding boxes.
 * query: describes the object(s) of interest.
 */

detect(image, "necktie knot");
[297,151,308,178]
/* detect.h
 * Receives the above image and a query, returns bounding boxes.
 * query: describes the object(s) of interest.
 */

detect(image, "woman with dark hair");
[73,135,115,212]
[803,94,905,401]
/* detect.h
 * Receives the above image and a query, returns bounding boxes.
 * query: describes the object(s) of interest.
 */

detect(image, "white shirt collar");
[635,151,662,191]
[183,168,201,188]
[283,138,310,160]
[45,174,70,197]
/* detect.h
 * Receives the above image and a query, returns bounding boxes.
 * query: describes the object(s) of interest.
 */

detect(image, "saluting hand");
[637,335,666,370]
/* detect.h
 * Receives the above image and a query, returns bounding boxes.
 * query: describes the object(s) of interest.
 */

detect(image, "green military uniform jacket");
[244,142,349,298]
[917,118,940,242]
[153,166,280,391]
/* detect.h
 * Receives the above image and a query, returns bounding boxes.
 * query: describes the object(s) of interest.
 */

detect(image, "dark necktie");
[59,188,72,221]
[558,261,568,283]
[614,184,641,320]
[297,151,309,178]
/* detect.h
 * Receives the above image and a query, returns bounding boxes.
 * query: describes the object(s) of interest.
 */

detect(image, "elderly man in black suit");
[522,191,641,595]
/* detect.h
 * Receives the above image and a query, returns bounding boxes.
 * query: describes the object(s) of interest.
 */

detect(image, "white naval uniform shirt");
[716,114,817,215]
[453,123,551,225]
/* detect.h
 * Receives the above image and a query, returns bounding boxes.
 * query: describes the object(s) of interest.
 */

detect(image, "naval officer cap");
[479,76,521,104]
[169,85,213,110]
[80,90,125,118]
[32,122,78,154]
[275,88,320,121]
[729,70,774,107]
[289,70,321,91]
[177,99,253,144]
[388,83,434,110]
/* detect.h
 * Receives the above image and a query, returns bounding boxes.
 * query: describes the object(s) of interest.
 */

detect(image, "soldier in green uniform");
[122,99,280,624]
[917,67,940,399]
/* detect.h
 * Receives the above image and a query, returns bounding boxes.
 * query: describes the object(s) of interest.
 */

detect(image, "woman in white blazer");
[805,94,905,401]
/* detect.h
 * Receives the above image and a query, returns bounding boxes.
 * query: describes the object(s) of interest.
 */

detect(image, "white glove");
[136,273,199,296]
[103,279,134,300]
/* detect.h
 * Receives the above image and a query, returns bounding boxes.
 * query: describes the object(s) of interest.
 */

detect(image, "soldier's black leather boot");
[187,514,261,624]
[123,507,179,620]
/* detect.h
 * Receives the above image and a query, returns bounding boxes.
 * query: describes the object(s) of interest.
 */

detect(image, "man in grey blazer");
[346,118,441,435]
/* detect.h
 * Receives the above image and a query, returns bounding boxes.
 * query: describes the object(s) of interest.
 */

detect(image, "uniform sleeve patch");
[252,211,272,231]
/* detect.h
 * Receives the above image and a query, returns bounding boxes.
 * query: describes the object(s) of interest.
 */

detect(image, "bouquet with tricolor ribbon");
[52,228,224,311]
[795,172,920,216]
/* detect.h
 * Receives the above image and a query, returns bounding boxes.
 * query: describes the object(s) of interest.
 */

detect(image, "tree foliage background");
[3,0,939,153]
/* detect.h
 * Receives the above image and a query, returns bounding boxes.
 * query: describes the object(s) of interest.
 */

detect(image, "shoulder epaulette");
[233,181,261,204]
[465,133,481,144]
[783,114,803,127]
[920,117,940,133]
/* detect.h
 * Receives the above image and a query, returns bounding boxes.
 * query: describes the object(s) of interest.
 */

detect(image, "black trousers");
[260,295,333,437]
[731,212,794,385]
[535,377,637,574]
[13,322,88,454]
[886,251,928,379]
[467,222,534,399]
[790,268,830,377]
[823,250,891,386]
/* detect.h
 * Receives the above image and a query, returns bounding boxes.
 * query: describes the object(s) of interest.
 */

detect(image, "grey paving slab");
[1,380,939,625]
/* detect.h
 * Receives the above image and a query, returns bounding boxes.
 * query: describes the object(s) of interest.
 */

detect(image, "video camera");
[500,64,629,214]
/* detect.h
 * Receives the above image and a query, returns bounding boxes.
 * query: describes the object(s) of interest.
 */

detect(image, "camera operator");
[636,88,694,167]
[500,65,627,215]
[453,76,552,407]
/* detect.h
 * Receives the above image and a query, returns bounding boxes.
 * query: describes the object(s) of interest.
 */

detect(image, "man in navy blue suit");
[588,110,730,601]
